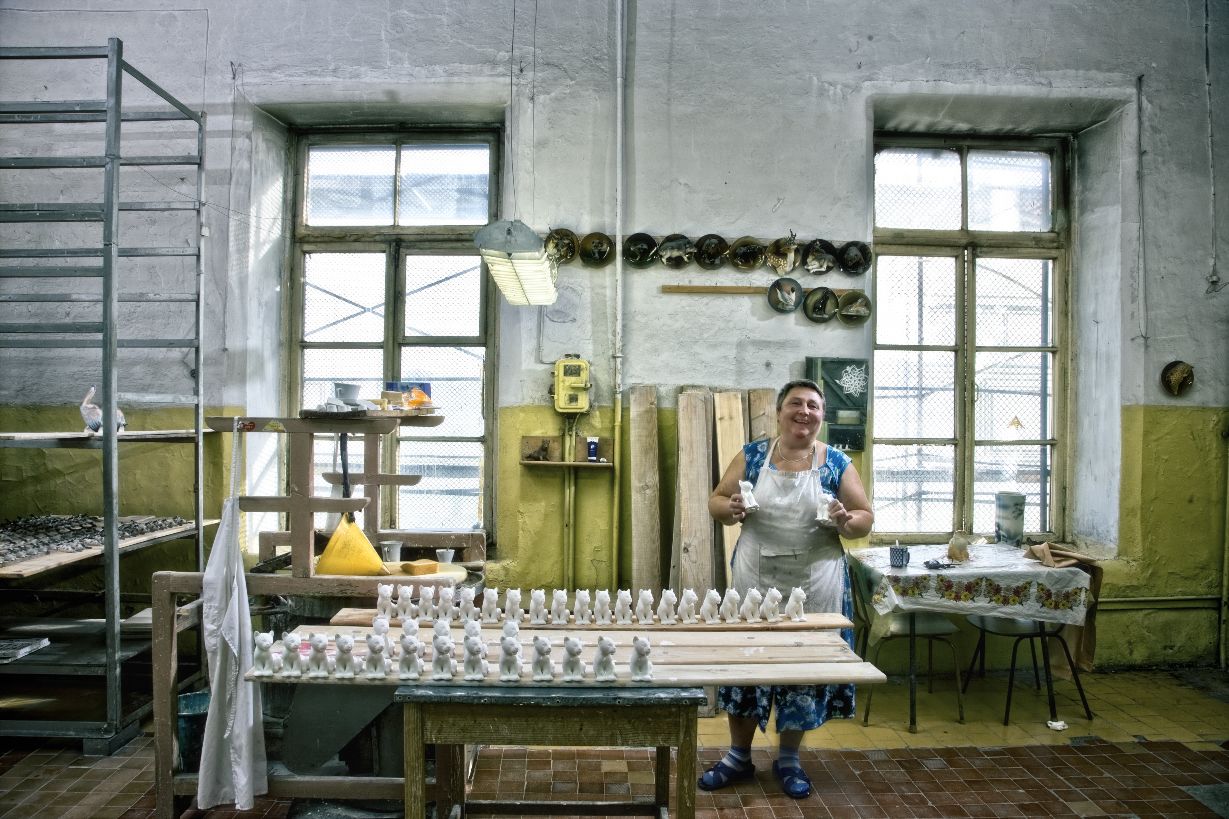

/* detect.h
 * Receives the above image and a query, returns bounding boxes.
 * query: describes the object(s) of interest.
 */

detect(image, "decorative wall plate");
[545,228,578,263]
[767,277,802,313]
[730,237,766,271]
[694,234,729,269]
[803,286,839,323]
[838,241,873,275]
[622,232,658,268]
[657,234,696,269]
[836,290,873,324]
[579,232,615,267]
[801,239,839,274]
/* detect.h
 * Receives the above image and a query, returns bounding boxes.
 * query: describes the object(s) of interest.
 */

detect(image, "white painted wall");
[2,0,1225,549]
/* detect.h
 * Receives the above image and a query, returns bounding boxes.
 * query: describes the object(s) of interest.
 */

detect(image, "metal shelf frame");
[0,37,207,754]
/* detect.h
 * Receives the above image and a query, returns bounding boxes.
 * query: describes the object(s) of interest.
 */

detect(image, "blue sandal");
[697,759,755,791]
[773,760,812,798]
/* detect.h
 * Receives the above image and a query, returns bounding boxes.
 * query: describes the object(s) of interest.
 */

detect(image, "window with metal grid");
[293,134,497,532]
[871,137,1066,542]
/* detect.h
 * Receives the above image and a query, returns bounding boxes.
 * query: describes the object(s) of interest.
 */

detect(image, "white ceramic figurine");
[593,635,617,682]
[550,589,570,624]
[528,589,548,625]
[785,587,808,621]
[656,589,678,624]
[740,588,764,623]
[758,587,783,623]
[463,634,489,680]
[531,635,554,681]
[561,635,586,682]
[481,588,502,623]
[363,632,389,679]
[418,585,436,621]
[251,630,275,677]
[278,631,303,678]
[699,590,722,624]
[573,589,593,624]
[499,635,522,681]
[634,589,655,623]
[630,635,653,682]
[431,632,455,680]
[437,586,457,622]
[375,582,396,621]
[504,588,523,623]
[677,588,699,624]
[719,588,742,622]
[594,589,613,625]
[306,632,330,678]
[614,589,634,625]
[398,632,423,680]
[332,633,356,679]
[457,587,478,622]
[372,615,394,655]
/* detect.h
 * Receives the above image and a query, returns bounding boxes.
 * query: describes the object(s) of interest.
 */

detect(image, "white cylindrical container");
[994,492,1026,546]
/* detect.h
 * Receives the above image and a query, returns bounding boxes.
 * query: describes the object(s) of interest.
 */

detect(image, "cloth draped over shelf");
[198,421,267,809]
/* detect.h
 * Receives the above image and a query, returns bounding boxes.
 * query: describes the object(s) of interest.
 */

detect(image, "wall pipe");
[1220,422,1229,667]
[608,0,627,591]
[563,414,577,589]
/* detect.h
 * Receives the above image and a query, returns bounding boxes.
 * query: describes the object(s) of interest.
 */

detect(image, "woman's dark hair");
[776,379,824,412]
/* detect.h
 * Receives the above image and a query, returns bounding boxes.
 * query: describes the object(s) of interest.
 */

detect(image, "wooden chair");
[961,614,1093,725]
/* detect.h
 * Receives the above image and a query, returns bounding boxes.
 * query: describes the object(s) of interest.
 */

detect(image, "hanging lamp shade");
[474,219,559,306]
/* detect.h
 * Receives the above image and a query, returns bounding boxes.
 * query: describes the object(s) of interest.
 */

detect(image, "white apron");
[731,438,845,614]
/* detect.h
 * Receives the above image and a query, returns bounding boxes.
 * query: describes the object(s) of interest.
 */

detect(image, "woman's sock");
[777,746,800,770]
[721,745,752,771]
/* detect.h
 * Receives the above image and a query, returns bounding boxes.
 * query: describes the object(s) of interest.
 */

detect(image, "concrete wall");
[1,0,1226,667]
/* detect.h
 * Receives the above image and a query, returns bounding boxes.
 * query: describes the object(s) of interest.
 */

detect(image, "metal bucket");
[177,690,211,773]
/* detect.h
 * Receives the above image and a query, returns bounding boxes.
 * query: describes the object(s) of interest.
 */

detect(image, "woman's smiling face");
[778,386,824,442]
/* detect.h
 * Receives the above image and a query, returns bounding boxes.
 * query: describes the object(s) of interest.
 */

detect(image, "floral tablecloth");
[847,543,1093,626]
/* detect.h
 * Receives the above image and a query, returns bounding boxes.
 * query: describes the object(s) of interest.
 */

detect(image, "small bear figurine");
[306,632,330,678]
[785,587,808,621]
[396,584,417,623]
[437,586,457,622]
[402,618,420,641]
[463,619,482,641]
[502,618,520,640]
[677,588,699,624]
[531,635,554,681]
[278,631,303,678]
[561,635,586,682]
[758,587,784,623]
[376,582,396,621]
[528,589,548,625]
[630,635,653,682]
[593,635,617,682]
[614,589,634,625]
[550,589,570,624]
[364,632,390,679]
[499,635,522,681]
[433,617,452,639]
[372,615,394,655]
[399,632,423,680]
[418,585,436,621]
[504,588,523,623]
[719,587,742,622]
[699,589,723,624]
[740,588,764,623]
[463,633,489,680]
[458,587,479,622]
[573,589,593,624]
[432,632,456,680]
[656,589,679,625]
[594,589,613,625]
[481,588,502,623]
[332,633,357,679]
[251,630,275,677]
[634,589,655,623]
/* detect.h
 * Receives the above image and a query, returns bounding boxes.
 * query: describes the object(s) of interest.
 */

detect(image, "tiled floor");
[1,668,1227,818]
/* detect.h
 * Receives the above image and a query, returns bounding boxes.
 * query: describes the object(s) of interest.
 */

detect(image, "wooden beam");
[748,388,776,441]
[674,389,715,594]
[628,386,663,593]
[712,391,746,590]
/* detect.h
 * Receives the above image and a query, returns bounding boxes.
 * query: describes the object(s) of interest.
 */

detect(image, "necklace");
[777,444,814,465]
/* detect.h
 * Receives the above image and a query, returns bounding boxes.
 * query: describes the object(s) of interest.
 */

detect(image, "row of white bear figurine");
[375,584,809,626]
[251,617,655,683]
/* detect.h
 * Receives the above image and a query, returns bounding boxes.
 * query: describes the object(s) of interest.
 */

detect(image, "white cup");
[379,541,400,562]
[435,548,455,564]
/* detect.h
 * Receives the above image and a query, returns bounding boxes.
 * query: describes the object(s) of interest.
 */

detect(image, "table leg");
[655,745,670,813]
[436,742,465,818]
[676,709,697,819]
[1038,623,1059,721]
[403,704,426,819]
[908,612,918,733]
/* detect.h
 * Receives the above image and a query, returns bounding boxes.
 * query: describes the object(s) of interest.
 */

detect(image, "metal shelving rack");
[0,38,206,753]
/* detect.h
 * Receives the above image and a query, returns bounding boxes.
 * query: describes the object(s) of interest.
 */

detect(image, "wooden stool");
[395,684,708,819]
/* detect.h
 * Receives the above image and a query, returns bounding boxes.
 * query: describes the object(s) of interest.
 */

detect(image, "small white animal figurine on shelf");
[758,587,783,623]
[418,586,436,620]
[740,588,764,623]
[699,590,722,624]
[594,589,613,625]
[573,589,593,624]
[504,588,523,623]
[656,589,678,624]
[463,619,482,641]
[402,618,420,641]
[396,584,417,622]
[398,632,423,680]
[630,635,653,681]
[458,587,478,621]
[634,589,655,623]
[677,588,699,624]
[251,630,275,677]
[528,589,548,625]
[278,631,303,678]
[481,588,502,623]
[432,632,456,680]
[550,589,570,624]
[306,632,330,678]
[332,633,356,679]
[463,634,489,680]
[531,635,554,681]
[502,618,520,640]
[719,588,742,622]
[499,635,522,681]
[372,615,394,655]
[363,633,390,679]
[376,582,396,621]
[437,587,457,622]
[614,589,634,625]
[432,617,452,640]
[785,587,808,621]
[593,635,617,682]
[561,635,586,682]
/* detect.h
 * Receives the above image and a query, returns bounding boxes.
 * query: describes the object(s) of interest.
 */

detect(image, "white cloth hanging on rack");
[198,420,267,809]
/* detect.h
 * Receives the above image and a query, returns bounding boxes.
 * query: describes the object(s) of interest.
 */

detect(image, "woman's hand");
[726,493,748,524]
[828,497,855,532]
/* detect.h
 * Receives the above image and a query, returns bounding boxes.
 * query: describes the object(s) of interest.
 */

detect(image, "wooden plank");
[674,389,715,594]
[628,385,662,593]
[712,391,746,590]
[0,521,217,579]
[206,416,399,434]
[659,285,859,297]
[329,608,852,631]
[237,496,368,514]
[321,472,421,486]
[748,388,776,441]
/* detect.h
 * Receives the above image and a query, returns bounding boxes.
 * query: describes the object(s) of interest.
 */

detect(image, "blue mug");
[889,545,910,568]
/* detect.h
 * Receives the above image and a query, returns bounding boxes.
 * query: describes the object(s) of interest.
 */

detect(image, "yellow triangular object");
[315,518,391,576]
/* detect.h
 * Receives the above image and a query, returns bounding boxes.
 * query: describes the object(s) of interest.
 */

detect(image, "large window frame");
[871,134,1071,544]
[288,128,500,533]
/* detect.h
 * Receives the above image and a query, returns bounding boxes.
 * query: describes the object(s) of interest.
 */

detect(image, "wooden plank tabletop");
[0,520,217,579]
[329,607,852,631]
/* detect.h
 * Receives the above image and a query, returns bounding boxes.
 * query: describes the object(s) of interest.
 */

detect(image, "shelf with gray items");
[0,39,207,754]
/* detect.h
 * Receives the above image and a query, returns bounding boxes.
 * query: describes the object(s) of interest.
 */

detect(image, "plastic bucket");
[177,691,210,773]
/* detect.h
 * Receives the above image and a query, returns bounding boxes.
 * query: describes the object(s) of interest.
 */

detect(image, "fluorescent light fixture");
[474,219,558,306]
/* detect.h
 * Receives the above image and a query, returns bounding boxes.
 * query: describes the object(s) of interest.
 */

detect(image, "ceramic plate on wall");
[694,234,729,269]
[622,232,658,268]
[767,277,802,313]
[579,232,615,267]
[802,286,839,323]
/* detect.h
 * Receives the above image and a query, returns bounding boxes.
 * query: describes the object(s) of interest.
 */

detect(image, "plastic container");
[177,690,211,773]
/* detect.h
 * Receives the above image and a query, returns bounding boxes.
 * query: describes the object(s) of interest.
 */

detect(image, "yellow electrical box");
[553,355,591,413]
